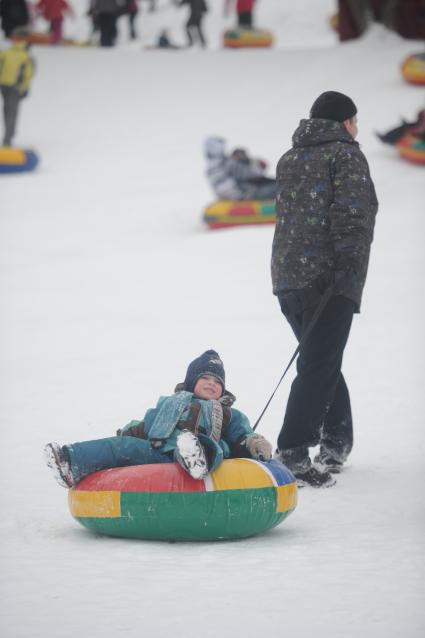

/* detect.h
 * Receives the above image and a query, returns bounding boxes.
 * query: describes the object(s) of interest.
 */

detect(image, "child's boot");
[44,442,75,488]
[174,430,208,480]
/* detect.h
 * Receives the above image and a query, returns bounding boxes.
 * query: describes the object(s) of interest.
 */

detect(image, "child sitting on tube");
[44,350,272,487]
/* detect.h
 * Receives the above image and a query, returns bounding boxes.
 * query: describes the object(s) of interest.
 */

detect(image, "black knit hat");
[184,350,225,393]
[310,91,357,123]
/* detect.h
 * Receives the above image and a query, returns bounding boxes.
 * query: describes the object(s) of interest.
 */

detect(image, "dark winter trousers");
[238,11,253,28]
[186,16,206,47]
[98,13,118,47]
[49,17,64,43]
[276,295,355,462]
[1,86,21,146]
[128,11,138,39]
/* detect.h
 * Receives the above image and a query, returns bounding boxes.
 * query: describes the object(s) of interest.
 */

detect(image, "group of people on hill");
[0,0,74,43]
[1,8,381,493]
[0,0,143,47]
[44,91,379,490]
[0,0,259,49]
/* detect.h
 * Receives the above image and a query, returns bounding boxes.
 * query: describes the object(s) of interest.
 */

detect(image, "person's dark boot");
[294,465,336,487]
[313,451,344,474]
[274,446,336,488]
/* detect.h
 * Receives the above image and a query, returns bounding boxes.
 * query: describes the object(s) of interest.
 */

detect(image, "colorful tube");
[397,134,425,165]
[223,29,273,49]
[0,147,39,174]
[69,459,297,541]
[204,199,276,230]
[401,53,425,86]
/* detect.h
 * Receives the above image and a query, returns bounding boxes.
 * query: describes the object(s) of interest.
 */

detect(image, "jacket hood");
[292,118,357,148]
[204,136,226,158]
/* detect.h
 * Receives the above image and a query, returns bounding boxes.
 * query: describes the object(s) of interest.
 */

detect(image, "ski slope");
[1,1,424,637]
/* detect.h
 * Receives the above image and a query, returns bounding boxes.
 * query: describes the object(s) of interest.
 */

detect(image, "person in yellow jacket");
[0,41,35,146]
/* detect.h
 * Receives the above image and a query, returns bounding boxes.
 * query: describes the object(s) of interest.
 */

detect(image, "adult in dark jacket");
[179,0,208,48]
[0,0,30,38]
[272,91,378,487]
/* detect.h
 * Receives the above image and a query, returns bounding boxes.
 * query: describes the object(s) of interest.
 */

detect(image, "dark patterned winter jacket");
[271,118,378,311]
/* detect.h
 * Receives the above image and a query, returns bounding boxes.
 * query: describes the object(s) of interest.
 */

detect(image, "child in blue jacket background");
[45,350,272,487]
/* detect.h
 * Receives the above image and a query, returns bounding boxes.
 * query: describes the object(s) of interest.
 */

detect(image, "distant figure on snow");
[204,136,276,201]
[224,0,256,29]
[87,0,100,40]
[0,0,31,38]
[376,109,425,144]
[36,0,74,44]
[0,41,35,147]
[121,0,139,39]
[92,0,120,47]
[178,0,208,48]
[156,28,181,48]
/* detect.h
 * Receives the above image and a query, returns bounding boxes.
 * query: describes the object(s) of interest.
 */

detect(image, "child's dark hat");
[310,91,357,123]
[184,350,225,393]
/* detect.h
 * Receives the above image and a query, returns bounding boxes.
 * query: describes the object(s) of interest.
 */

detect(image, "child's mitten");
[245,434,272,461]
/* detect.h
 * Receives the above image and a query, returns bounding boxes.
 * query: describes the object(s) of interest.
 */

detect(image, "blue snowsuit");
[66,390,255,483]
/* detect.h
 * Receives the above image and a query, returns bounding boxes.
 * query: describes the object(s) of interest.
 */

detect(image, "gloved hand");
[245,434,273,461]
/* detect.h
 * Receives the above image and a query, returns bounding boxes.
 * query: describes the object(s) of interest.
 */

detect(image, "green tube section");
[73,488,294,541]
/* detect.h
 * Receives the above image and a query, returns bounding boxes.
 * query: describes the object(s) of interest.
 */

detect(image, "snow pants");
[66,436,173,483]
[186,15,206,47]
[98,13,117,47]
[238,12,253,28]
[276,295,355,462]
[49,18,63,43]
[1,86,21,146]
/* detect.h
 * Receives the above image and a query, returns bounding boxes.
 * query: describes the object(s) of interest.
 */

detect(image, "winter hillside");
[1,1,424,637]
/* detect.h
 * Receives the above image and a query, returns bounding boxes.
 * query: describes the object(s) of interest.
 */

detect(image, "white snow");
[1,1,424,637]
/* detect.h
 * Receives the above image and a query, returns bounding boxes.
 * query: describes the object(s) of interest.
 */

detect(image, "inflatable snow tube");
[68,458,297,541]
[223,29,273,48]
[204,199,275,230]
[11,32,92,47]
[397,134,425,165]
[401,53,425,86]
[0,147,39,174]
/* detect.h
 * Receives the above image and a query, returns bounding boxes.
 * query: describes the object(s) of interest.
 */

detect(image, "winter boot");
[313,452,344,474]
[294,465,336,488]
[174,430,208,480]
[44,442,75,488]
[274,446,336,488]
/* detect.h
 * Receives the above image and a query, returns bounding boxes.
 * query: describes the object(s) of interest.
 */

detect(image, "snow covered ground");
[1,1,424,637]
